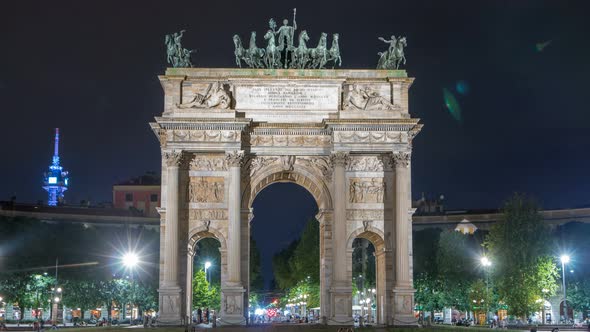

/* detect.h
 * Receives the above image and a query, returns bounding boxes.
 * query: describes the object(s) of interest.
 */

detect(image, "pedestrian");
[197,308,202,324]
[205,308,210,324]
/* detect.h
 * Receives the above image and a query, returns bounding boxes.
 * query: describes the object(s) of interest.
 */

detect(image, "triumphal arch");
[151,67,422,326]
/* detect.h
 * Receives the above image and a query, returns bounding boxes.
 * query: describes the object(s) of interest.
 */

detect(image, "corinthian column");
[163,150,183,287]
[331,151,349,282]
[328,151,353,323]
[158,150,183,324]
[225,150,244,286]
[392,151,411,288]
[390,151,417,326]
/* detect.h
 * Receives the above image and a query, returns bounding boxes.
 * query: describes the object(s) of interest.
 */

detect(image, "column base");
[218,285,246,326]
[327,285,354,325]
[392,287,419,327]
[158,286,183,325]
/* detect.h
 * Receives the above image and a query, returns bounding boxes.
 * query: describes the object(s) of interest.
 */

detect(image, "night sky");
[2,1,590,283]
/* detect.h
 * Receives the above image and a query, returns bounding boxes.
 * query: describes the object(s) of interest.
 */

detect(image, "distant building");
[454,218,478,234]
[42,128,69,206]
[413,192,445,214]
[112,172,161,217]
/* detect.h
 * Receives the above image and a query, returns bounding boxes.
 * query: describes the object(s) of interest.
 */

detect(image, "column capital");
[225,150,245,167]
[163,150,183,167]
[391,151,411,168]
[330,151,350,167]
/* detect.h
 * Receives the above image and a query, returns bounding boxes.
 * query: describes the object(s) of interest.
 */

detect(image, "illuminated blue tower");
[43,128,69,206]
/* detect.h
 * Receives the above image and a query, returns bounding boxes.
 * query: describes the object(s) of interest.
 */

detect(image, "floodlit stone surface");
[151,68,422,326]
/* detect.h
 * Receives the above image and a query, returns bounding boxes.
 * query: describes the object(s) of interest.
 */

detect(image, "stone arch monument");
[150,68,422,326]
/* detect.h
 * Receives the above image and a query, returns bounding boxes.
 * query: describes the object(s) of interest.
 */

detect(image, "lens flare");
[535,40,552,52]
[443,88,462,122]
[456,80,470,95]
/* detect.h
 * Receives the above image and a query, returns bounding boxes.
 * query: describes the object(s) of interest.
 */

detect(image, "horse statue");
[327,33,342,68]
[290,30,310,69]
[233,35,247,68]
[263,29,282,68]
[377,35,406,69]
[246,31,265,68]
[309,32,328,69]
[392,36,407,69]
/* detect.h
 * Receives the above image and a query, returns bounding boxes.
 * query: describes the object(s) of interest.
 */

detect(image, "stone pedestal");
[158,287,183,324]
[329,285,353,324]
[219,287,246,325]
[392,288,418,326]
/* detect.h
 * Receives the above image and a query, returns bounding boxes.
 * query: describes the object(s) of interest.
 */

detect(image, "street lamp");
[481,256,492,322]
[122,252,139,321]
[204,261,212,288]
[560,255,570,323]
[122,252,139,268]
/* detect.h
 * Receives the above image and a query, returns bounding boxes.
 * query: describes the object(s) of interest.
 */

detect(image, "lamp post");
[366,297,371,324]
[204,261,212,289]
[122,252,139,320]
[481,256,492,322]
[370,288,376,324]
[560,255,570,323]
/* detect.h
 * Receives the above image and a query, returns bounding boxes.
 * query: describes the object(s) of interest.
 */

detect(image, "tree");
[250,237,264,291]
[414,273,444,322]
[192,270,217,310]
[272,241,299,289]
[436,230,477,312]
[290,218,320,283]
[567,279,590,316]
[62,280,102,320]
[484,193,559,319]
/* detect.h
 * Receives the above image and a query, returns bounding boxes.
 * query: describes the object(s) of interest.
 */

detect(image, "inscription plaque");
[235,85,339,110]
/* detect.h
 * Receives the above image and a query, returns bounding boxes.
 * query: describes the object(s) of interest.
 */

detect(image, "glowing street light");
[560,255,570,322]
[122,252,139,268]
[481,256,492,267]
[204,261,212,288]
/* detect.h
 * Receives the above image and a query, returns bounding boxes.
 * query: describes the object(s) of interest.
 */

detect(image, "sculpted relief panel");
[347,156,385,172]
[189,177,225,203]
[349,178,385,203]
[343,84,398,111]
[334,131,404,144]
[172,130,240,142]
[190,155,228,171]
[250,134,331,147]
[178,81,231,109]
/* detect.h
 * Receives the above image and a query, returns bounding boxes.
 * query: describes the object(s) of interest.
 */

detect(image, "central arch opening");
[250,182,320,323]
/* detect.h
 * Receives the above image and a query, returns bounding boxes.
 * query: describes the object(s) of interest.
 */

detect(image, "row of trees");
[415,194,567,321]
[0,273,157,320]
[0,216,160,320]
